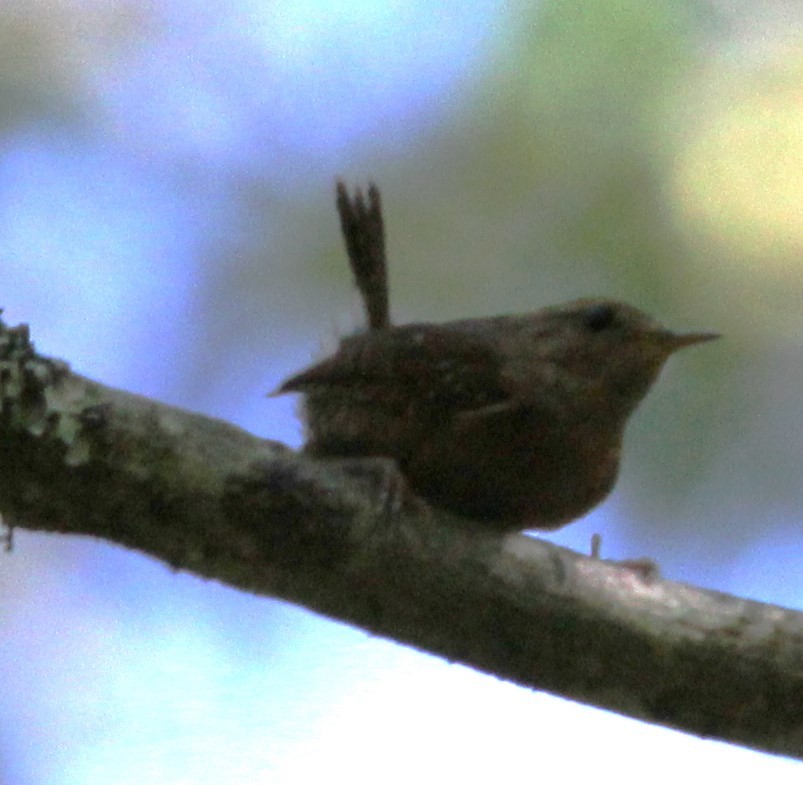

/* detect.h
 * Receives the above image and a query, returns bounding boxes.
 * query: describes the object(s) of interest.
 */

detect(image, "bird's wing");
[275,324,512,413]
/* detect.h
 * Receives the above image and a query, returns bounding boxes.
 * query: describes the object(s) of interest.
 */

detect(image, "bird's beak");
[667,331,721,351]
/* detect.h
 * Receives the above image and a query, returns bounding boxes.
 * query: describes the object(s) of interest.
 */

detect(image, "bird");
[275,297,718,531]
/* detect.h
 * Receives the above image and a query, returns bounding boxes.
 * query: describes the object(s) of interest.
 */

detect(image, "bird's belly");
[404,417,622,531]
[303,391,622,531]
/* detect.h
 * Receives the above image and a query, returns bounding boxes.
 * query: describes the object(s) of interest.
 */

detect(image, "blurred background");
[0,1,801,783]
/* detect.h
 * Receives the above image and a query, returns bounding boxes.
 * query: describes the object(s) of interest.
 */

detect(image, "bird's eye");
[583,303,617,332]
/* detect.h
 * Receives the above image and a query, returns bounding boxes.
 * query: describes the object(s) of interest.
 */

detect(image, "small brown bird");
[276,298,718,532]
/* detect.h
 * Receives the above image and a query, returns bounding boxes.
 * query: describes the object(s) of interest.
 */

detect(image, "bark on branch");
[0,315,801,759]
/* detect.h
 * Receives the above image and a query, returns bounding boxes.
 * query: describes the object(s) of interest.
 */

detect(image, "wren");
[276,297,718,531]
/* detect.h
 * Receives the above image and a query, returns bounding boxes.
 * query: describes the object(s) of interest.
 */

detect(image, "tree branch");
[0,315,801,759]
